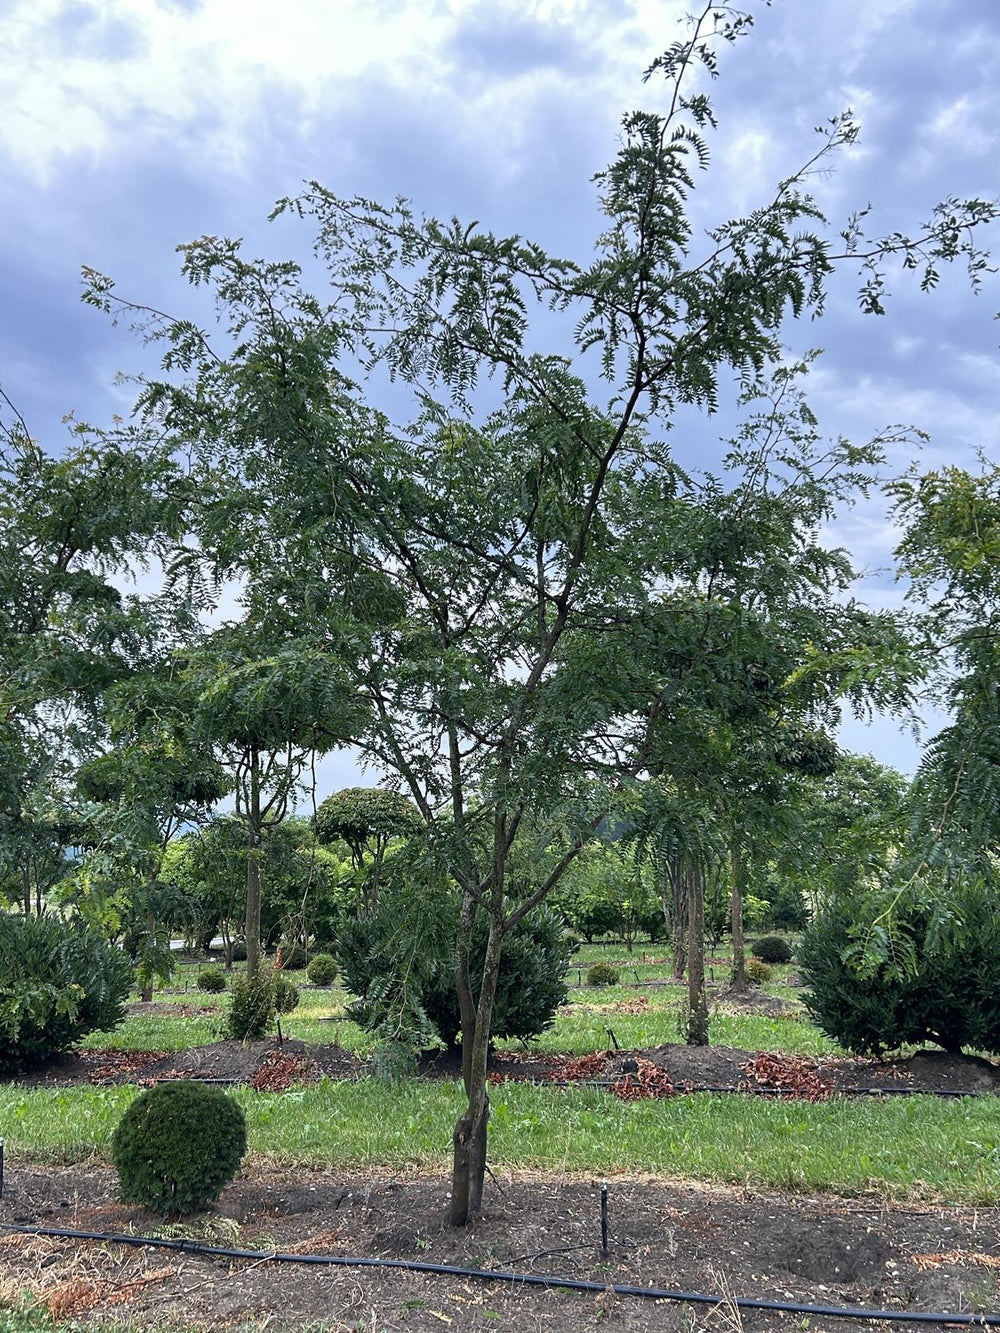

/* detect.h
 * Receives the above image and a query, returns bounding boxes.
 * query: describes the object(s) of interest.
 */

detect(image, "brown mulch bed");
[3,1163,1000,1331]
[7,1038,1000,1098]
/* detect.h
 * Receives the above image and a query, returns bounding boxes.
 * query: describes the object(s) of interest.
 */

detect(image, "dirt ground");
[3,1163,1000,1331]
[11,1032,1000,1099]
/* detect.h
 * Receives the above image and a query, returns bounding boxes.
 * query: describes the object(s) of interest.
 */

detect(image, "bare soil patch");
[3,1163,1000,1331]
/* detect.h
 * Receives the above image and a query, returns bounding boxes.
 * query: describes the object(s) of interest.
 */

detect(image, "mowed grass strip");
[2,1080,998,1204]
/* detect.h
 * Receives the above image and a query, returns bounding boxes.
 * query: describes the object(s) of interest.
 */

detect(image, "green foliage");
[751,934,794,965]
[586,961,620,987]
[306,952,338,985]
[314,787,423,862]
[275,938,308,971]
[273,975,300,1014]
[744,958,772,987]
[0,911,132,1071]
[339,891,573,1052]
[800,880,1000,1056]
[196,966,226,993]
[111,1080,247,1215]
[221,967,276,1041]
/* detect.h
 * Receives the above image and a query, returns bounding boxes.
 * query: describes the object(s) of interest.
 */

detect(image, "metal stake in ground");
[600,1179,609,1257]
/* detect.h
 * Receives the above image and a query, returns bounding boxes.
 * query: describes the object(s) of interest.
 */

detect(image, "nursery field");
[3,941,1000,1331]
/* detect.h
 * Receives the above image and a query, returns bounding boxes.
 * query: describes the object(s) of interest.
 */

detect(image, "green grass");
[1,1078,998,1204]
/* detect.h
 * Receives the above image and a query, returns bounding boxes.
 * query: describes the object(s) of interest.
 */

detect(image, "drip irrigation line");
[3,1221,999,1327]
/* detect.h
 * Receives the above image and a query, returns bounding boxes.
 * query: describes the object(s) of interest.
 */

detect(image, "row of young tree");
[3,4,1000,1222]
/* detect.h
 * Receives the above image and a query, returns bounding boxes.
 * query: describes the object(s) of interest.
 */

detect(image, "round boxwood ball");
[112,1081,247,1216]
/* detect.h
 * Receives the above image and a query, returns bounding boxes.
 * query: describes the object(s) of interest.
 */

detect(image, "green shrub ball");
[112,1081,247,1216]
[587,962,620,987]
[196,967,227,993]
[306,953,338,986]
[744,958,772,987]
[751,935,794,965]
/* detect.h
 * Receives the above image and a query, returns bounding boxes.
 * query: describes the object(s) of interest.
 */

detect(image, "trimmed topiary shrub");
[744,958,772,987]
[273,976,300,1015]
[229,940,248,963]
[587,961,620,987]
[306,953,338,986]
[221,968,276,1041]
[0,912,132,1072]
[751,935,794,965]
[196,967,227,993]
[111,1080,247,1215]
[800,881,1000,1057]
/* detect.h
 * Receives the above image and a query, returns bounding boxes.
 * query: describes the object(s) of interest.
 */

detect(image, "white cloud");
[0,0,690,184]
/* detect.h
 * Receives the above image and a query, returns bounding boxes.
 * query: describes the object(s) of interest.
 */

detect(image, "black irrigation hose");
[3,1221,999,1327]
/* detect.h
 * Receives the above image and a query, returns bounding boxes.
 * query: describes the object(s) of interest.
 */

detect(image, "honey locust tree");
[81,3,998,1224]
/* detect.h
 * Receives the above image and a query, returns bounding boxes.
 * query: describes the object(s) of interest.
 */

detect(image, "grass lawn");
[3,936,1000,1205]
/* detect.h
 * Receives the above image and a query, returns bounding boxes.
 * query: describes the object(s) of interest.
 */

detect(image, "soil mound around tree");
[5,1038,998,1098]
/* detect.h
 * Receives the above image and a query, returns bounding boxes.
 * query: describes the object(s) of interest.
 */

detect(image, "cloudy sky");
[3,0,999,790]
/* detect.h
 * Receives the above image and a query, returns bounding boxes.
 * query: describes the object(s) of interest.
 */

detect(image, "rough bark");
[729,841,747,994]
[686,862,709,1045]
[670,857,687,981]
[245,748,263,982]
[450,905,503,1226]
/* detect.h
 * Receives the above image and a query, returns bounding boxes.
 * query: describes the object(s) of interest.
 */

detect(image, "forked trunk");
[686,862,709,1045]
[450,906,504,1226]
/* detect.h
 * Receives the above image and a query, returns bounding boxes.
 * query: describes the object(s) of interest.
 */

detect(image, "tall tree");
[82,4,998,1223]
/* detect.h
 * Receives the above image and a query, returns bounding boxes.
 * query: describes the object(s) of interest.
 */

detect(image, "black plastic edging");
[2,1222,998,1326]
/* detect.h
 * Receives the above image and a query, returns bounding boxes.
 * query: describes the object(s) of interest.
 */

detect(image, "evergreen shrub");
[744,958,772,987]
[273,976,300,1014]
[306,953,338,986]
[751,934,794,965]
[339,899,572,1050]
[586,961,620,987]
[221,968,276,1041]
[276,939,308,971]
[800,882,1000,1056]
[0,913,132,1072]
[111,1080,247,1215]
[196,967,226,993]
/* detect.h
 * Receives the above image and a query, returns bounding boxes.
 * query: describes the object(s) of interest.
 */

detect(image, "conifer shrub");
[339,898,572,1051]
[587,961,620,987]
[196,966,226,993]
[111,1080,247,1215]
[273,976,300,1014]
[751,934,794,965]
[230,940,248,962]
[744,958,772,987]
[800,881,1000,1056]
[0,912,132,1072]
[221,968,276,1041]
[306,953,338,986]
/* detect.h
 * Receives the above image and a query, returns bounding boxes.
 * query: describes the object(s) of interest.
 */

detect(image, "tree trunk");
[246,747,263,982]
[730,841,747,994]
[141,900,156,1002]
[686,863,709,1045]
[670,857,687,981]
[450,906,503,1226]
[22,865,31,916]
